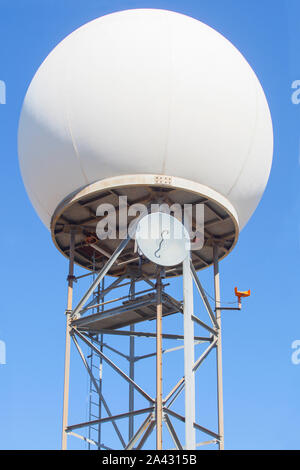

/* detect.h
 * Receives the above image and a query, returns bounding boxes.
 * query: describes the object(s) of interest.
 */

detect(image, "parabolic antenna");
[135,212,190,267]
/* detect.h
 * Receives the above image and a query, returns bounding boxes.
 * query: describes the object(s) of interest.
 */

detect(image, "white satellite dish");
[135,212,190,267]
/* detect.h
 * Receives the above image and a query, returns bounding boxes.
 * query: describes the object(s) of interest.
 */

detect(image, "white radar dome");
[18,8,273,257]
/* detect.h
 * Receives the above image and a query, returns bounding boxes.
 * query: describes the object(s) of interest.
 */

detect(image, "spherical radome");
[18,8,273,231]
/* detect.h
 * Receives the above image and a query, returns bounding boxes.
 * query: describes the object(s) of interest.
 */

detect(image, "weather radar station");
[18,9,273,450]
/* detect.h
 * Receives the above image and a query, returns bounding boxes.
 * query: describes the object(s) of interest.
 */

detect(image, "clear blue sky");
[0,0,299,450]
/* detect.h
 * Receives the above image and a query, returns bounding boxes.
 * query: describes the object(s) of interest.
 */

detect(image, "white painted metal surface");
[183,256,196,450]
[18,8,273,230]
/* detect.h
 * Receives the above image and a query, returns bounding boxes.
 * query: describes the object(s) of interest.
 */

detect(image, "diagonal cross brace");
[165,408,220,441]
[164,413,183,450]
[72,334,126,448]
[67,408,154,433]
[125,413,154,450]
[163,340,217,406]
[72,236,131,319]
[73,328,155,403]
[190,261,218,329]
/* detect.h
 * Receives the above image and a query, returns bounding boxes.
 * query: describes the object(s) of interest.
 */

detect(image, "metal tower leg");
[156,271,163,450]
[62,231,75,450]
[98,279,105,449]
[129,277,135,441]
[213,245,224,450]
[183,255,196,450]
[98,333,104,448]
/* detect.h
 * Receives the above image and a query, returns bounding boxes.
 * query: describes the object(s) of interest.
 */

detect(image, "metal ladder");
[87,335,103,449]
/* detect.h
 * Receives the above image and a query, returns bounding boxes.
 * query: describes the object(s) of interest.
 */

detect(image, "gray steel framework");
[61,234,225,450]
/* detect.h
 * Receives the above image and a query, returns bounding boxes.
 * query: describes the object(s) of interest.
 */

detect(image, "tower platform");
[72,292,182,331]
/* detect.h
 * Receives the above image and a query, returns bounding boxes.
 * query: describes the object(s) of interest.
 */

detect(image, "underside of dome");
[51,175,239,278]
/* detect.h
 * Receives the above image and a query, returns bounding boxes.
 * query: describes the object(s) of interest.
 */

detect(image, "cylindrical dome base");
[51,174,239,277]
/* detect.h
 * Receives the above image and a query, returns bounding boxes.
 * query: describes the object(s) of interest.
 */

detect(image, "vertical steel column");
[98,279,104,450]
[87,348,93,449]
[88,253,96,450]
[156,271,163,450]
[213,245,224,450]
[129,277,135,441]
[183,255,196,450]
[62,231,75,450]
[98,333,104,449]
